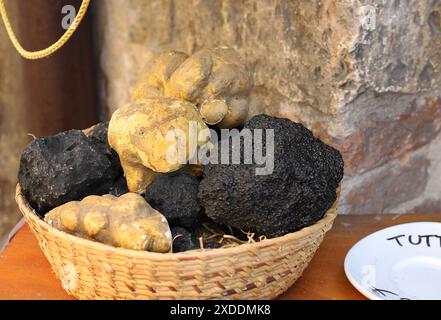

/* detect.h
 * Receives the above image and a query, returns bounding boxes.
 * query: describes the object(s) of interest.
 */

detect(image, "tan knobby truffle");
[108,97,210,192]
[132,51,189,100]
[44,193,172,252]
[133,47,255,129]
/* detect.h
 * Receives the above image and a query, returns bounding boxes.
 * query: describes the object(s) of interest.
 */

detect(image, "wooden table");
[0,214,439,300]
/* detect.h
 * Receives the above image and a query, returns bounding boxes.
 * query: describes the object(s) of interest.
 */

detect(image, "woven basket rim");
[16,184,338,260]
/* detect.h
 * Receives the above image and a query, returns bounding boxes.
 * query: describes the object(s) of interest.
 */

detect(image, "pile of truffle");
[18,48,344,253]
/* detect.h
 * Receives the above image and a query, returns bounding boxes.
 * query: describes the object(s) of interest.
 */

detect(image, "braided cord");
[0,0,90,60]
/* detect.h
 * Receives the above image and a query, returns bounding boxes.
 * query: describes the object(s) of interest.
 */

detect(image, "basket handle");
[0,0,90,60]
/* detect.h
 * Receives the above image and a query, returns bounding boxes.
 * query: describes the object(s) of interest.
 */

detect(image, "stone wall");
[94,0,441,214]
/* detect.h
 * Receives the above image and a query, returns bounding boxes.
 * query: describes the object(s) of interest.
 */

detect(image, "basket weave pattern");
[16,184,337,300]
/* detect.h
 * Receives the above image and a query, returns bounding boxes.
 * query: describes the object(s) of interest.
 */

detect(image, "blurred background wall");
[0,0,27,246]
[0,0,98,244]
[0,0,440,245]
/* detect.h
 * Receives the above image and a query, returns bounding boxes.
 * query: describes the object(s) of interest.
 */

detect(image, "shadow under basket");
[15,184,338,300]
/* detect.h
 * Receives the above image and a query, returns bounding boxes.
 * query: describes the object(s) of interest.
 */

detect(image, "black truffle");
[198,114,344,238]
[86,122,123,174]
[86,121,109,145]
[171,226,223,252]
[18,128,123,216]
[86,122,128,196]
[144,171,203,228]
[171,227,199,253]
[108,175,129,197]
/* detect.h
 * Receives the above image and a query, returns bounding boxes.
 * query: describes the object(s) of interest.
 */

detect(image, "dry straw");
[16,184,338,300]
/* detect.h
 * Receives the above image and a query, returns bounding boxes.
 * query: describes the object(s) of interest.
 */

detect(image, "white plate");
[344,222,441,300]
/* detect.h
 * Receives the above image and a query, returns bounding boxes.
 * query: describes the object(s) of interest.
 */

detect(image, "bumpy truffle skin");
[86,122,109,145]
[85,122,129,196]
[18,129,123,216]
[198,114,344,238]
[144,171,203,228]
[133,47,256,129]
[108,97,210,193]
[45,193,172,252]
[85,122,125,177]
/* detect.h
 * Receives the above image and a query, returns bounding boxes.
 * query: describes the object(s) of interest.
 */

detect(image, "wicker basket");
[15,184,338,300]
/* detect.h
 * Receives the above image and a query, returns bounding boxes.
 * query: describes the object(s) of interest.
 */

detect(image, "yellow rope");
[0,0,90,60]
